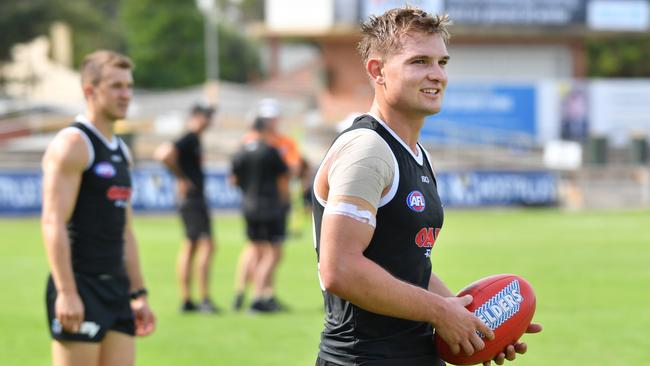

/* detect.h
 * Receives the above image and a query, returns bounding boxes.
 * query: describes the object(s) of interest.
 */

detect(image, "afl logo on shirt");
[406,190,426,212]
[94,162,116,178]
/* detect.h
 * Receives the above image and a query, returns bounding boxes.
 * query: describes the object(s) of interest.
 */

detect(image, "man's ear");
[82,83,94,100]
[366,58,384,85]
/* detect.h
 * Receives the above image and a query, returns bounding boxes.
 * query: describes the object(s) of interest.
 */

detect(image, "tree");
[120,0,205,88]
[0,0,125,92]
[587,36,650,77]
[120,0,261,89]
[62,0,128,67]
[219,21,261,82]
[0,0,57,62]
[0,0,125,64]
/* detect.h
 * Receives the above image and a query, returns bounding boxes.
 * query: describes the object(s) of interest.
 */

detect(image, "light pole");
[196,0,219,103]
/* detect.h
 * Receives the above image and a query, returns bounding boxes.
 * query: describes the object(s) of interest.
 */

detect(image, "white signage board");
[265,0,335,31]
[588,0,650,31]
[590,79,650,146]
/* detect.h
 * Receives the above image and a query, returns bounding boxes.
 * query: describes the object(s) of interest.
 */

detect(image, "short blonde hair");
[80,50,134,86]
[358,7,451,65]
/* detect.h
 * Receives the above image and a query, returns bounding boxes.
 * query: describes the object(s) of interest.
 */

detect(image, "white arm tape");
[323,201,376,228]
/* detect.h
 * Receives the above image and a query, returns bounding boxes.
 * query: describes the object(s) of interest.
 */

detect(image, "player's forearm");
[278,174,290,203]
[162,158,185,179]
[124,229,145,291]
[156,144,183,178]
[42,221,77,294]
[321,254,447,325]
[428,272,454,297]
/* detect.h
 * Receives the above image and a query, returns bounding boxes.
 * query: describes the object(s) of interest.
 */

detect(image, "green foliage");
[219,22,262,82]
[587,36,650,77]
[120,0,261,88]
[63,0,128,68]
[1,210,650,365]
[0,0,53,61]
[0,0,125,65]
[120,0,206,88]
[1,0,261,89]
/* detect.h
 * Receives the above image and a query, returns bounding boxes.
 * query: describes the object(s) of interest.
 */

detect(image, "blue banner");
[0,168,556,214]
[436,171,558,207]
[0,171,43,214]
[130,168,241,211]
[0,168,242,215]
[422,83,537,147]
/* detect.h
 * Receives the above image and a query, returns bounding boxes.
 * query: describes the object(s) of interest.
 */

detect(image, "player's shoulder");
[176,131,196,144]
[337,126,382,144]
[50,126,90,152]
[334,128,393,159]
[43,127,90,171]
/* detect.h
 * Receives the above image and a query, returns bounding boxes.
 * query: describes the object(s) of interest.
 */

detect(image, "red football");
[435,274,536,365]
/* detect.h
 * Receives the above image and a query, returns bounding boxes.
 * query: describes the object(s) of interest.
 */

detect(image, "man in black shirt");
[42,50,155,366]
[156,103,219,313]
[231,117,289,313]
[312,7,541,366]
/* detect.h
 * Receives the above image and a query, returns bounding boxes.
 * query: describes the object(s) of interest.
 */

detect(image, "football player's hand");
[436,295,494,356]
[131,297,156,336]
[482,323,543,366]
[55,291,84,333]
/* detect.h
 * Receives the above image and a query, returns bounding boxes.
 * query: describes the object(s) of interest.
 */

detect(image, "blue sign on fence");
[0,168,242,215]
[436,171,558,207]
[422,83,537,147]
[0,171,43,214]
[0,169,556,214]
[115,168,243,212]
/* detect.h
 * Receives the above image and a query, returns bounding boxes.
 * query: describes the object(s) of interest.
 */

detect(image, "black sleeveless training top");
[313,115,445,365]
[66,122,132,275]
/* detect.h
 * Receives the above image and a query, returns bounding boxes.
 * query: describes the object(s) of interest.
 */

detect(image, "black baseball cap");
[191,103,216,117]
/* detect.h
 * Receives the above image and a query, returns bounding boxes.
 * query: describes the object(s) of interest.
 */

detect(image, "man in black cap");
[155,103,220,313]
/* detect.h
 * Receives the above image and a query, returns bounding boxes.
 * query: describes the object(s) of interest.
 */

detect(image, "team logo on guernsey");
[94,162,116,178]
[474,280,524,331]
[107,186,132,207]
[406,190,426,212]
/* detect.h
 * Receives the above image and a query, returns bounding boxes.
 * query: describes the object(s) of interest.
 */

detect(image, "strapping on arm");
[324,200,377,227]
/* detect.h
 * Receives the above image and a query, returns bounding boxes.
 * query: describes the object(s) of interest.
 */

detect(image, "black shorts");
[179,195,212,241]
[245,213,287,243]
[316,355,444,366]
[46,272,135,342]
[316,357,343,366]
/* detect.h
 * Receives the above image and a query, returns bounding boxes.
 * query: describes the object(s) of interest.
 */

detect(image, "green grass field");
[1,209,649,365]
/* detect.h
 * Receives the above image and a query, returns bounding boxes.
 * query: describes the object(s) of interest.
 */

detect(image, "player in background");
[42,49,155,366]
[231,116,290,313]
[232,99,299,312]
[246,99,302,177]
[312,7,542,366]
[155,103,220,313]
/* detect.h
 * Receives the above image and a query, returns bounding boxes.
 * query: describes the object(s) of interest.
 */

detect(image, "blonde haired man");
[313,8,541,366]
[42,50,155,366]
